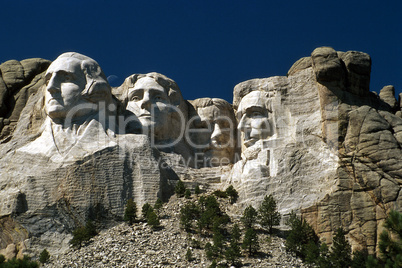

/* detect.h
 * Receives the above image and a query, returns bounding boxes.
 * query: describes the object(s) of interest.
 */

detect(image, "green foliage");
[378,210,402,267]
[242,228,259,256]
[225,185,238,204]
[304,240,320,265]
[175,180,186,197]
[39,249,50,264]
[241,205,258,229]
[141,203,153,219]
[330,228,352,268]
[194,185,201,195]
[180,201,200,232]
[316,243,331,268]
[70,220,98,248]
[351,249,369,268]
[198,195,222,230]
[0,255,5,264]
[154,198,163,216]
[146,210,160,229]
[212,190,227,198]
[212,224,225,256]
[123,198,137,225]
[205,242,214,261]
[225,223,242,266]
[285,211,319,259]
[0,255,39,268]
[258,194,281,234]
[208,259,217,268]
[186,248,193,262]
[185,189,192,199]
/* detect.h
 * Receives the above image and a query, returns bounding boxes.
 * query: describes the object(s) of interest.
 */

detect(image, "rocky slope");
[43,194,307,268]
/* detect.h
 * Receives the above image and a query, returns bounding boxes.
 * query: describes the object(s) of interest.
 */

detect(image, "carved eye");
[131,95,141,101]
[252,111,263,117]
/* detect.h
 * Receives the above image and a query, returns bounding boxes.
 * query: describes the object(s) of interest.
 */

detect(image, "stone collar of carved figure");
[44,57,97,123]
[237,91,273,148]
[126,77,172,140]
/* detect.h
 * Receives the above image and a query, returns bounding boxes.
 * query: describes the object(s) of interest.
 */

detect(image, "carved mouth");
[243,138,258,147]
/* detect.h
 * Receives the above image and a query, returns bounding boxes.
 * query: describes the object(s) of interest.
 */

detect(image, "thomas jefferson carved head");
[237,91,273,148]
[121,72,187,142]
[44,52,113,123]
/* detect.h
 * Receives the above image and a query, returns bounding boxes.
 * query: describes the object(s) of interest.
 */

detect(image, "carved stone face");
[196,105,235,164]
[237,91,272,148]
[126,77,171,139]
[45,57,95,120]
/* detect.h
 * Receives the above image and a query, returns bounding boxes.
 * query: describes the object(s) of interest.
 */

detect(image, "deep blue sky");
[1,1,401,103]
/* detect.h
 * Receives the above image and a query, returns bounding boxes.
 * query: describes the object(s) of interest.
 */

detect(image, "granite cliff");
[0,47,400,258]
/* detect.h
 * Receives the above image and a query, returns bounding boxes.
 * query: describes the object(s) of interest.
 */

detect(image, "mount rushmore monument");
[0,47,401,256]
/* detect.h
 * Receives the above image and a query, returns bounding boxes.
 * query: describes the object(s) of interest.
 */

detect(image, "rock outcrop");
[0,47,400,258]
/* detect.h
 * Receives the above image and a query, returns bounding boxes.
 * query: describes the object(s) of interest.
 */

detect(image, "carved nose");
[237,115,249,131]
[140,93,151,110]
[211,123,223,141]
[46,75,60,94]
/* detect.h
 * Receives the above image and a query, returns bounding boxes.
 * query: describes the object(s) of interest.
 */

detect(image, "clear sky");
[1,0,401,103]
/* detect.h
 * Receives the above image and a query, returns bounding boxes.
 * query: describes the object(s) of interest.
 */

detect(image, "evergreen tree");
[317,242,331,268]
[241,205,258,229]
[212,223,225,256]
[123,198,137,225]
[225,223,242,266]
[186,248,193,261]
[185,189,192,199]
[304,240,320,265]
[142,203,153,219]
[194,184,201,195]
[258,194,281,234]
[180,201,200,232]
[225,185,239,204]
[175,180,186,197]
[205,242,214,260]
[39,249,50,264]
[285,211,319,259]
[0,255,5,264]
[378,210,402,267]
[242,228,259,256]
[70,220,98,248]
[351,249,369,268]
[154,198,163,215]
[199,195,221,230]
[147,210,160,229]
[330,228,352,268]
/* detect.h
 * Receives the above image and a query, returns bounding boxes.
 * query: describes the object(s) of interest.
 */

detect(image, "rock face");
[0,47,401,258]
[225,46,401,254]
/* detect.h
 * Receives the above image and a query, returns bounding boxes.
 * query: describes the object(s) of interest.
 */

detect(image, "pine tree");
[225,185,239,204]
[154,198,163,215]
[124,198,137,225]
[330,228,352,268]
[242,228,259,256]
[142,203,153,219]
[186,248,193,261]
[258,194,281,234]
[175,180,186,197]
[285,211,319,259]
[241,205,258,229]
[180,201,200,232]
[194,184,201,195]
[70,220,98,248]
[212,223,225,256]
[39,249,50,264]
[185,189,192,199]
[225,223,242,265]
[378,210,402,267]
[147,210,160,229]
